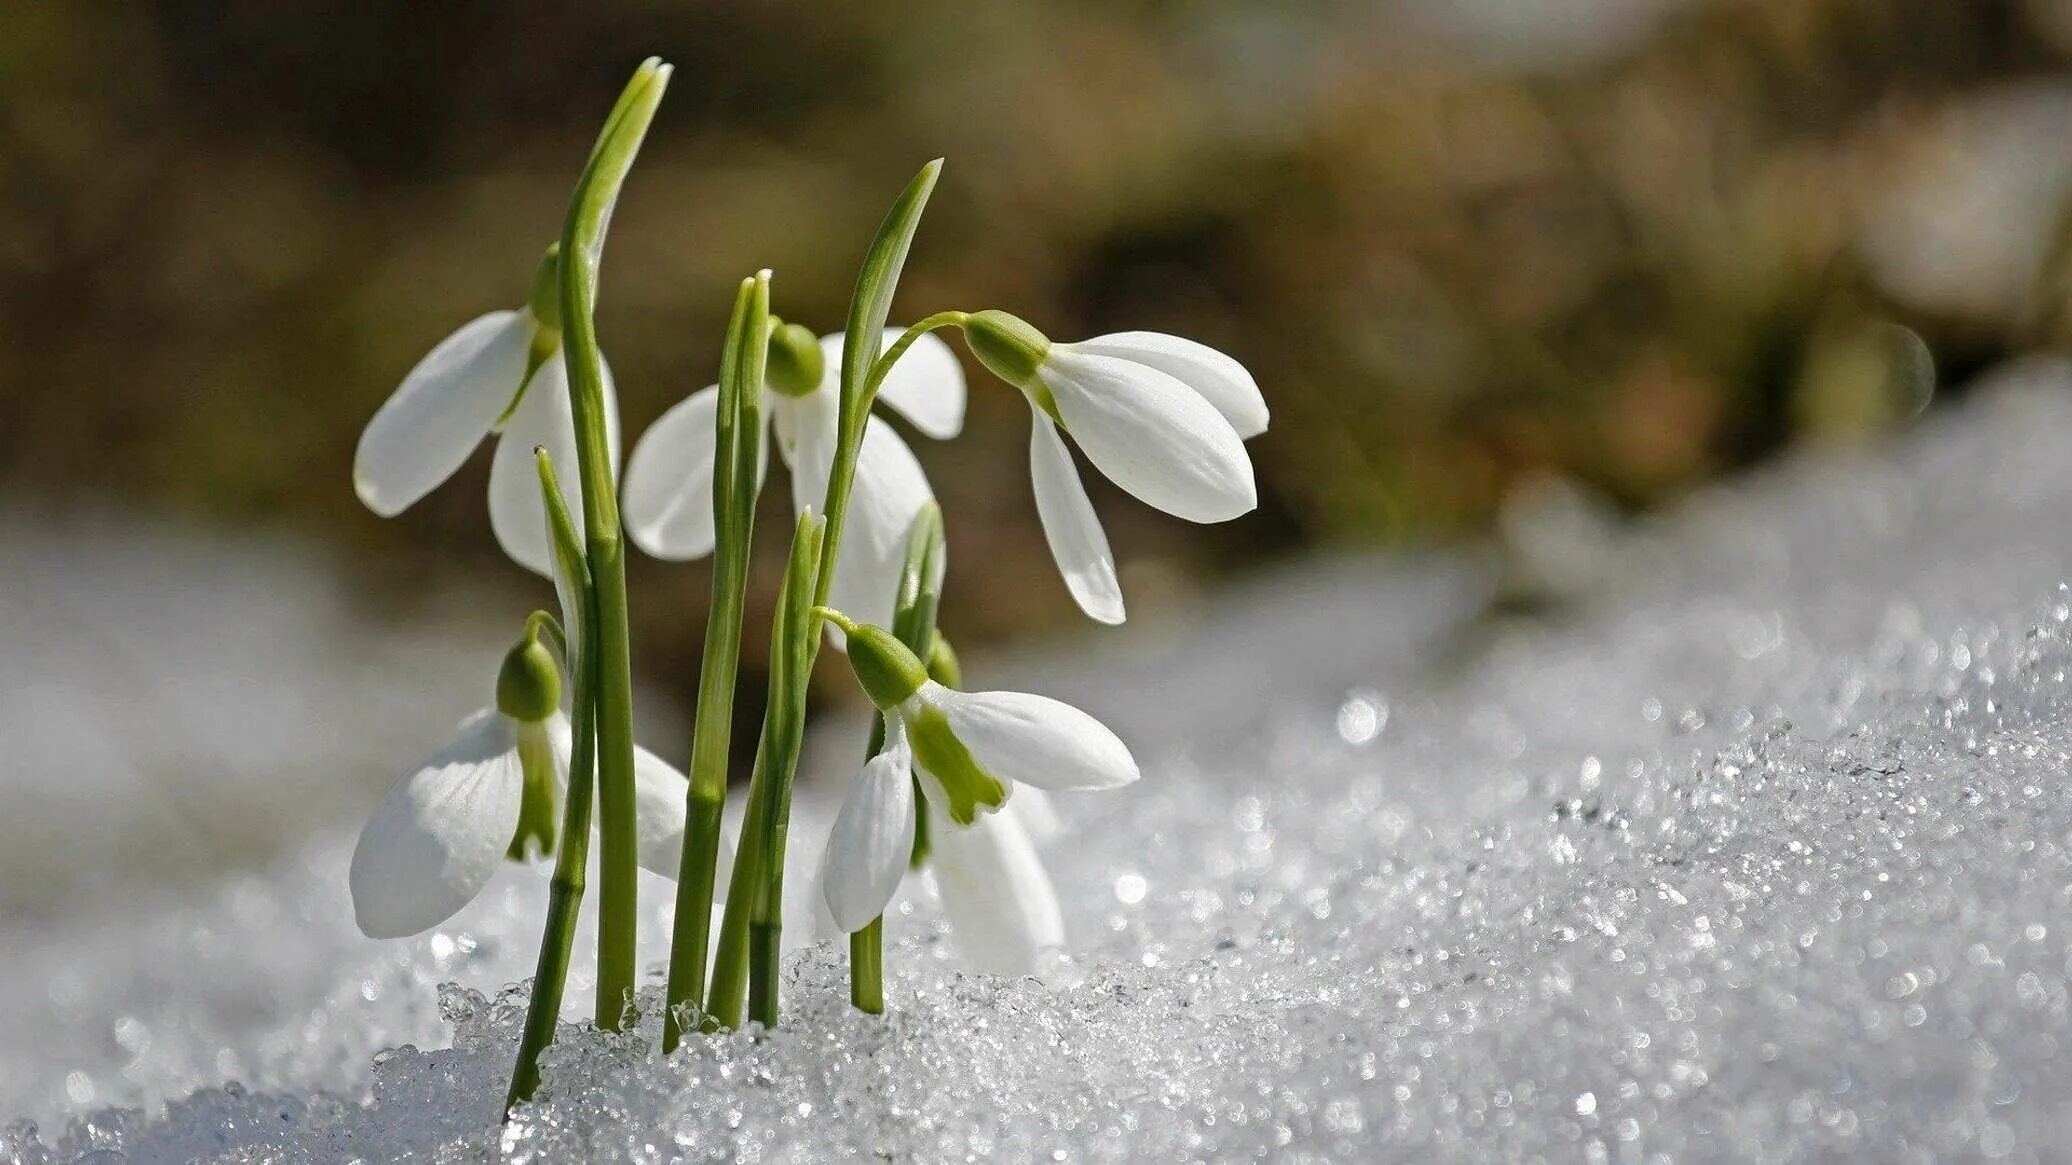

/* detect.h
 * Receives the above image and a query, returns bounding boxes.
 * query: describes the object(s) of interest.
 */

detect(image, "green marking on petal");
[1029,380,1064,428]
[907,704,1007,826]
[492,326,561,431]
[509,724,561,862]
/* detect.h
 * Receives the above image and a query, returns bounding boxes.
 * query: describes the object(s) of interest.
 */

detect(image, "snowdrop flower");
[352,246,620,577]
[962,310,1265,624]
[816,613,1137,932]
[622,323,964,632]
[348,630,702,939]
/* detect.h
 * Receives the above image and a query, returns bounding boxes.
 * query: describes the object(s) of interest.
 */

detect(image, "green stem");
[709,514,821,1027]
[704,745,769,1028]
[663,272,770,1052]
[747,515,823,1027]
[849,918,885,1014]
[521,610,568,660]
[866,312,968,401]
[507,452,598,1116]
[558,58,672,1030]
[713,160,943,1029]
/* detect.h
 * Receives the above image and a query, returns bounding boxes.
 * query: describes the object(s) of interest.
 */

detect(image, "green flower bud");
[526,243,564,335]
[765,321,826,398]
[844,622,930,711]
[496,636,562,724]
[963,310,1051,391]
[907,704,1008,826]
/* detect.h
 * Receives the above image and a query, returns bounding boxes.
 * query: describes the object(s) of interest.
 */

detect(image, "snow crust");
[13,360,2072,1160]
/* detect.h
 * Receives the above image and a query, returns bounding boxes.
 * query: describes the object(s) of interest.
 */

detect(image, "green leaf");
[890,502,946,650]
[534,448,592,660]
[661,270,771,1050]
[839,160,943,421]
[558,57,672,543]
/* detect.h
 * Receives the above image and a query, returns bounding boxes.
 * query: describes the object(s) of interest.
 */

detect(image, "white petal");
[824,418,939,637]
[1042,350,1256,523]
[542,711,574,785]
[928,804,1063,976]
[834,328,966,439]
[1005,786,1063,845]
[818,730,918,932]
[629,743,732,888]
[1029,413,1124,624]
[355,311,532,517]
[489,353,620,577]
[1069,332,1268,438]
[489,361,575,578]
[936,688,1139,792]
[349,709,523,939]
[623,386,721,560]
[772,387,839,510]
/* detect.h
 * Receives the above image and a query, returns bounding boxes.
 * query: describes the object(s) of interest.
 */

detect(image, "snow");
[12,359,2072,1160]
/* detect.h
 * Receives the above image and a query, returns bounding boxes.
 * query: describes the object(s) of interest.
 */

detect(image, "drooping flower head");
[961,310,1266,624]
[815,611,1137,934]
[348,623,705,939]
[352,245,621,577]
[621,324,964,633]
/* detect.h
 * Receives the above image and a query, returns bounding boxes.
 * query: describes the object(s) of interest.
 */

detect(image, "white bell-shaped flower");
[353,280,621,578]
[349,639,706,940]
[817,616,1137,932]
[965,312,1265,625]
[622,325,964,633]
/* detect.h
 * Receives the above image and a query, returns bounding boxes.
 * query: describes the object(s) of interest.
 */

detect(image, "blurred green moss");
[4,0,2072,687]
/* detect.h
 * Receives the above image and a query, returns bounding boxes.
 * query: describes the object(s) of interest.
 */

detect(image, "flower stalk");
[558,57,672,1028]
[662,271,771,1051]
[506,451,597,1115]
[705,511,823,1027]
[748,512,826,1027]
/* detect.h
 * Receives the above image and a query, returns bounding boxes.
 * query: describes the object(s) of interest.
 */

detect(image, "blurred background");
[5,0,2072,899]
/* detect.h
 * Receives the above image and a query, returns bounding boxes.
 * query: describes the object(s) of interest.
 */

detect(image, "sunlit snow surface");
[14,362,2072,1159]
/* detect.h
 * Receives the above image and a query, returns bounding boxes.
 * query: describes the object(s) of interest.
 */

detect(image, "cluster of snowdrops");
[341,60,1265,1111]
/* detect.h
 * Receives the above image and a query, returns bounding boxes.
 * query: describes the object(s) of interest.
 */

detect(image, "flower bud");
[496,635,562,723]
[963,310,1050,390]
[765,321,826,398]
[843,622,930,711]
